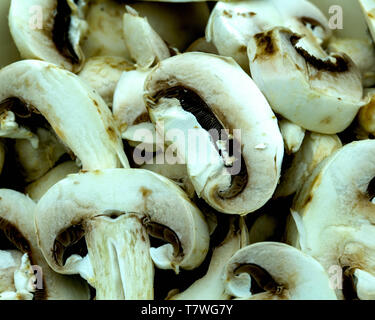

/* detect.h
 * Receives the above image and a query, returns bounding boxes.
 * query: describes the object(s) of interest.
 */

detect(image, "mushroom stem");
[84,214,154,300]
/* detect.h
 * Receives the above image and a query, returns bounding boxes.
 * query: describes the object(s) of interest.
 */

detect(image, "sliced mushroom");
[0,60,129,179]
[354,269,375,300]
[286,140,375,299]
[278,118,305,155]
[123,6,170,68]
[328,36,375,87]
[206,0,331,71]
[0,189,90,300]
[78,56,134,108]
[35,168,209,299]
[0,0,20,68]
[25,161,80,201]
[247,27,363,134]
[169,217,248,300]
[9,0,88,72]
[145,52,284,215]
[224,242,337,300]
[358,0,375,44]
[275,132,342,198]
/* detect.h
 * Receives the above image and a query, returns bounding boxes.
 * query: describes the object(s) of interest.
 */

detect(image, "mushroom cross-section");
[9,0,88,72]
[144,52,284,215]
[224,242,337,300]
[0,189,89,300]
[35,168,210,300]
[247,27,363,134]
[287,139,375,299]
[0,59,129,180]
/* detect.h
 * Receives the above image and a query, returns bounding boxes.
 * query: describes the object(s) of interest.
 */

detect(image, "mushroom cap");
[224,242,337,300]
[0,189,89,300]
[35,168,210,274]
[145,52,284,215]
[287,140,375,297]
[247,27,363,134]
[0,59,129,170]
[9,0,86,72]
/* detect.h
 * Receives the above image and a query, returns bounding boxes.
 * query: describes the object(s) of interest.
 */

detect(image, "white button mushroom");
[286,140,375,299]
[0,189,90,299]
[35,169,210,299]
[224,242,337,300]
[9,0,88,72]
[145,52,284,215]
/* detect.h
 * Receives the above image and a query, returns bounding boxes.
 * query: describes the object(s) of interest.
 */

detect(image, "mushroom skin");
[145,52,284,215]
[247,27,363,134]
[224,242,337,300]
[206,0,331,71]
[278,118,305,155]
[286,140,375,299]
[35,169,209,299]
[0,189,90,300]
[0,60,129,171]
[9,0,88,73]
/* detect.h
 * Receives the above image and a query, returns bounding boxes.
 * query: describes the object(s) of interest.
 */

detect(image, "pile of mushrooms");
[0,0,374,300]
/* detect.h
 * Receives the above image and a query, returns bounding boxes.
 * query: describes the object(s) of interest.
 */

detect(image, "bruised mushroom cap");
[0,59,129,170]
[9,0,87,73]
[247,27,363,134]
[206,0,331,71]
[78,56,135,108]
[145,52,284,215]
[224,242,337,300]
[0,189,89,300]
[35,168,209,275]
[287,140,375,299]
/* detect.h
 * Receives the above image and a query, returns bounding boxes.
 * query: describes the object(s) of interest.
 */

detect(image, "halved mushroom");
[247,27,363,134]
[35,168,209,299]
[0,0,20,68]
[0,189,90,300]
[9,0,88,73]
[206,0,331,71]
[275,132,342,198]
[0,60,129,188]
[224,242,337,300]
[286,140,375,299]
[145,52,284,215]
[123,6,170,68]
[78,56,134,108]
[168,217,248,300]
[25,161,80,201]
[278,118,305,155]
